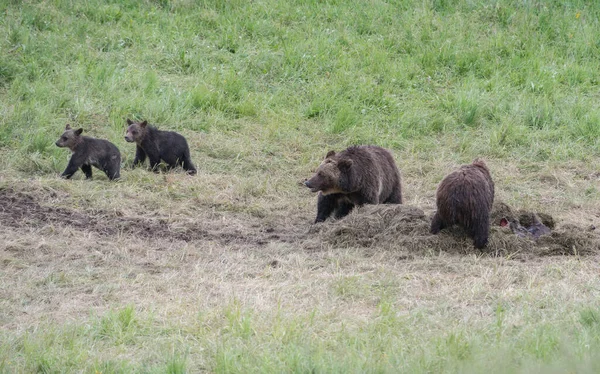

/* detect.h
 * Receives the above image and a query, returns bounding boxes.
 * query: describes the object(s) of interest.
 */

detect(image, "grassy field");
[1,0,600,372]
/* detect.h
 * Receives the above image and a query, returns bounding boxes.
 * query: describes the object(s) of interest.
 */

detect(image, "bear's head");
[304,150,353,195]
[55,124,84,150]
[125,119,148,143]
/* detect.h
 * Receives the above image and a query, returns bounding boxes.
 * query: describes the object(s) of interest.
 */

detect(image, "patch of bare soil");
[1,188,598,258]
[0,188,302,247]
[316,203,600,258]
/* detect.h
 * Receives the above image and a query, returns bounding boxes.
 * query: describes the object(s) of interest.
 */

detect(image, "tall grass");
[1,0,599,174]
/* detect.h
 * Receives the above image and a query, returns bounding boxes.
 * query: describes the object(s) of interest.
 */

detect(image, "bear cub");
[55,124,121,180]
[430,159,495,249]
[124,119,196,175]
[304,145,403,223]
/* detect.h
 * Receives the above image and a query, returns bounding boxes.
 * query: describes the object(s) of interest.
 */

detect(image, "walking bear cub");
[430,159,495,249]
[304,145,403,223]
[124,119,196,175]
[55,124,121,180]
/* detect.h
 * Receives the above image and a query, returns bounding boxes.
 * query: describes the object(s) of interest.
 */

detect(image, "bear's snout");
[124,136,133,142]
[304,179,320,193]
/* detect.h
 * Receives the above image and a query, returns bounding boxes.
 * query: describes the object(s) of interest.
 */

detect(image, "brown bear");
[124,119,196,175]
[304,145,403,223]
[55,124,121,180]
[430,159,495,249]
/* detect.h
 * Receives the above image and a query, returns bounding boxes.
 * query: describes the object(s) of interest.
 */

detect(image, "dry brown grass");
[1,157,599,329]
[0,155,599,371]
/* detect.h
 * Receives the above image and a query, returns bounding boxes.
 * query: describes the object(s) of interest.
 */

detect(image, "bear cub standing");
[55,124,121,180]
[430,159,495,249]
[304,145,403,223]
[124,119,196,175]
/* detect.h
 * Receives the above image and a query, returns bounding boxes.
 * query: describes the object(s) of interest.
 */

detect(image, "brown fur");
[55,124,121,180]
[430,159,495,249]
[124,119,196,174]
[304,145,403,223]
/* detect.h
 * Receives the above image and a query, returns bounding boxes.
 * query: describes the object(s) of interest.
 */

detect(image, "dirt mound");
[491,201,555,229]
[313,205,430,248]
[317,203,600,257]
[0,188,296,246]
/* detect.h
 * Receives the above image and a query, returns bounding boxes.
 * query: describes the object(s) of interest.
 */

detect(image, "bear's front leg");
[315,193,338,223]
[81,164,93,179]
[333,200,354,220]
[132,146,146,168]
[61,157,82,179]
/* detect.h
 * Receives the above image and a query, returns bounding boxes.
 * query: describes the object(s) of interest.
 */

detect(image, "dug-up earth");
[2,187,597,260]
[1,184,599,329]
[316,202,599,258]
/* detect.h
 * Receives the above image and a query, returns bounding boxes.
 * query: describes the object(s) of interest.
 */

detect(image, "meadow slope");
[1,0,600,372]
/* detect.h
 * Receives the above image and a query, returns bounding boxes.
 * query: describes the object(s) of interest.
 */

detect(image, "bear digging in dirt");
[430,159,495,249]
[304,145,403,223]
[124,119,196,175]
[55,124,121,180]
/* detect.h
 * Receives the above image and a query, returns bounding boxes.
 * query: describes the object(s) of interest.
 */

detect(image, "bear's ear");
[140,120,148,128]
[325,150,336,159]
[472,158,488,171]
[65,124,71,130]
[75,128,83,136]
[337,159,353,170]
[126,119,133,125]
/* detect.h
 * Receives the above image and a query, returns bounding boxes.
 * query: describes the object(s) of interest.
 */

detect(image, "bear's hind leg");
[104,164,120,180]
[182,155,197,175]
[472,215,490,250]
[430,211,446,234]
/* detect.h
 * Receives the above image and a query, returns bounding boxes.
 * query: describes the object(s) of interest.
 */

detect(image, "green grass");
[1,0,600,372]
[2,301,600,373]
[1,0,599,174]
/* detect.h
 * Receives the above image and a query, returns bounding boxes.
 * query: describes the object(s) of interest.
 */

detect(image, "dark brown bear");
[304,145,402,223]
[124,119,196,175]
[430,159,495,249]
[55,124,121,180]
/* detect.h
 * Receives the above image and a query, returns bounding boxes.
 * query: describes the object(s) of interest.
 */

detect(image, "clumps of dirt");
[0,188,298,246]
[0,190,94,230]
[2,187,597,258]
[317,203,600,258]
[536,224,599,256]
[490,201,555,229]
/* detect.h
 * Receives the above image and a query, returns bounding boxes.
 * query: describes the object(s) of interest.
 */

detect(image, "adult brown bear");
[430,159,495,249]
[304,146,403,223]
